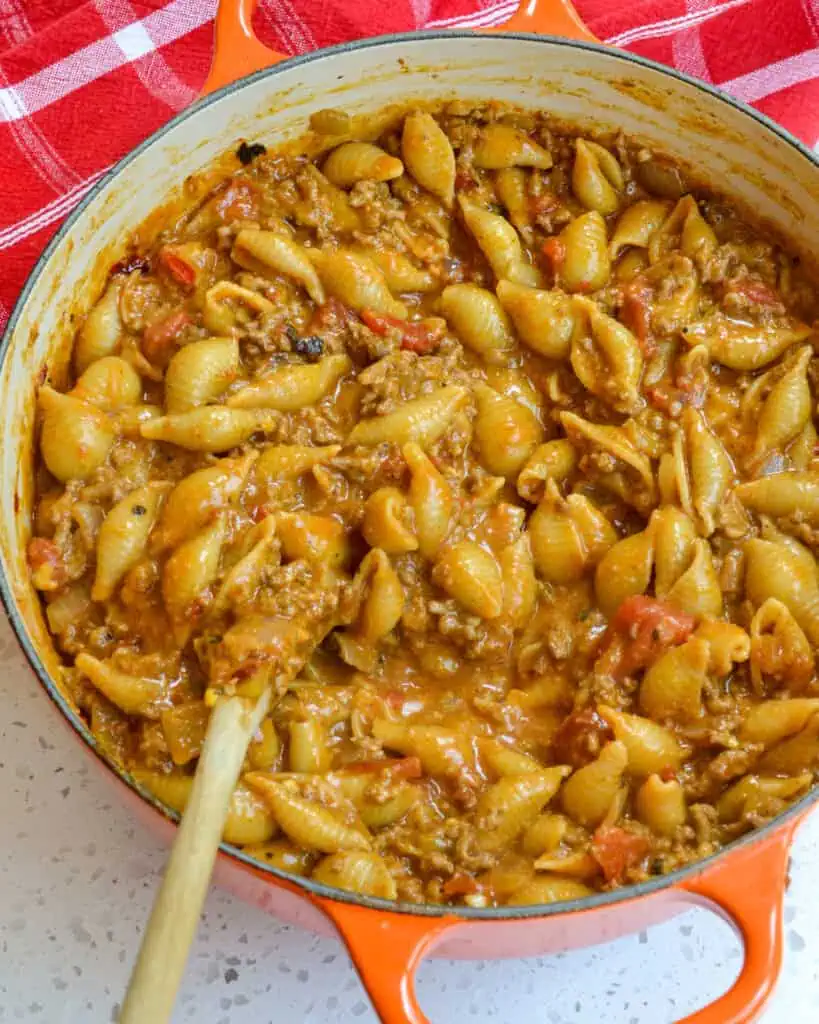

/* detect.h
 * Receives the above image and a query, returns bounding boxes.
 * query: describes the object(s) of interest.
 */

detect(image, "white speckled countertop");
[1,611,818,1024]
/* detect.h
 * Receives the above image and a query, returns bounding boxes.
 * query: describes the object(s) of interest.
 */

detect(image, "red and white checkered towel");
[1,0,818,331]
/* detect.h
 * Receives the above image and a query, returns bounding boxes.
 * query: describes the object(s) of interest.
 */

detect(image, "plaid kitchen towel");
[1,0,818,330]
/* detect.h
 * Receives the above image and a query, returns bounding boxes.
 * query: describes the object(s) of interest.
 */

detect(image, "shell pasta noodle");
[29,99,819,909]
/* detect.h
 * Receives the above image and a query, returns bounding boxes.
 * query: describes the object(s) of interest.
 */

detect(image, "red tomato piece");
[611,596,696,675]
[27,538,67,590]
[725,276,780,307]
[158,248,196,289]
[142,309,192,364]
[591,826,650,884]
[442,872,480,897]
[621,283,655,354]
[360,309,443,355]
[215,179,260,223]
[541,237,566,280]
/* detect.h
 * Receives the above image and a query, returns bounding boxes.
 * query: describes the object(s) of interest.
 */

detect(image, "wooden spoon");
[119,688,271,1023]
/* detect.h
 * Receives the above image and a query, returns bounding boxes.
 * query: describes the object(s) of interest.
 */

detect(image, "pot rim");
[3,28,818,922]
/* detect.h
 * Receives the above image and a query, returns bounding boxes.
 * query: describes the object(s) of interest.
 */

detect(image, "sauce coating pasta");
[30,101,819,907]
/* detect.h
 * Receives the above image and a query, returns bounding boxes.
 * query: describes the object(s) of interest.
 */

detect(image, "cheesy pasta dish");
[29,101,819,907]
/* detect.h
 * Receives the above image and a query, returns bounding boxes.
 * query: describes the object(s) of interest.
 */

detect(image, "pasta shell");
[528,485,586,585]
[516,439,578,504]
[665,539,723,620]
[753,346,812,458]
[75,280,123,374]
[639,637,710,721]
[495,167,530,233]
[473,383,544,479]
[740,699,819,747]
[312,851,397,899]
[682,311,811,371]
[652,506,697,596]
[277,511,350,569]
[609,200,671,258]
[154,452,256,550]
[404,442,453,559]
[162,515,226,644]
[75,652,165,718]
[362,487,418,554]
[432,541,504,619]
[572,139,623,215]
[599,706,683,776]
[735,471,819,523]
[459,197,541,288]
[232,229,325,304]
[649,196,717,264]
[559,211,611,293]
[635,776,686,836]
[140,407,274,451]
[72,356,142,409]
[496,280,574,360]
[473,123,552,170]
[561,740,628,828]
[594,522,655,618]
[38,387,115,483]
[717,773,812,824]
[245,776,370,852]
[310,249,407,319]
[475,768,570,853]
[353,548,404,641]
[500,534,538,628]
[203,281,275,335]
[322,142,404,187]
[745,538,819,645]
[92,482,171,601]
[749,598,814,693]
[401,111,456,206]
[165,337,240,413]
[507,877,592,905]
[372,719,479,788]
[256,444,341,481]
[695,620,751,678]
[439,283,516,362]
[227,355,351,411]
[681,408,735,535]
[347,385,468,448]
[355,247,437,293]
[570,297,643,415]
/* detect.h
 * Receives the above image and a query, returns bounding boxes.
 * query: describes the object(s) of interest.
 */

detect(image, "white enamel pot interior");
[3,31,819,1024]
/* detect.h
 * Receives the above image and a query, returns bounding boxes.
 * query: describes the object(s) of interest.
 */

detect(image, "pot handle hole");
[676,820,800,1024]
[318,899,459,1024]
[202,0,599,96]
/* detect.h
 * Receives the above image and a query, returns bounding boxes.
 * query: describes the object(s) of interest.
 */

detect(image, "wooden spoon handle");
[119,690,271,1024]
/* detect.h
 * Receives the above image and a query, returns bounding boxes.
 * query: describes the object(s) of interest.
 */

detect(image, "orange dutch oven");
[2,1,817,1021]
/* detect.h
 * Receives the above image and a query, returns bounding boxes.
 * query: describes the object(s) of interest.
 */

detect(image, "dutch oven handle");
[201,0,597,96]
[314,819,799,1024]
[676,820,800,1024]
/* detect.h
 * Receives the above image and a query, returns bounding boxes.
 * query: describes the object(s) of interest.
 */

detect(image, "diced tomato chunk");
[724,276,780,307]
[611,596,696,675]
[552,707,613,769]
[215,179,260,223]
[360,309,443,355]
[142,309,192,364]
[158,248,196,289]
[529,192,559,218]
[442,872,480,897]
[621,283,655,354]
[591,825,650,884]
[541,237,566,279]
[28,537,67,591]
